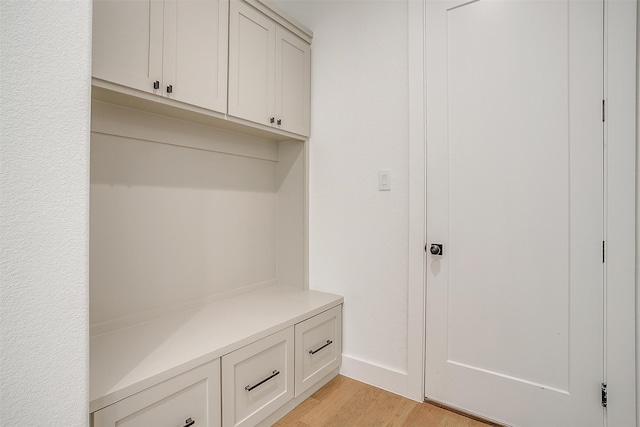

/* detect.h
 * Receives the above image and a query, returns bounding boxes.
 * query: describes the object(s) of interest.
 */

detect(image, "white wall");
[0,1,91,425]
[271,0,640,409]
[271,0,412,389]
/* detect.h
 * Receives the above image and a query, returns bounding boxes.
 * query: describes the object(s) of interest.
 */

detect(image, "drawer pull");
[245,370,280,392]
[182,418,195,427]
[309,340,333,355]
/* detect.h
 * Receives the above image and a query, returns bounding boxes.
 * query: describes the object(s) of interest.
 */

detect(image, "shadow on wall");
[90,117,280,328]
[91,133,277,192]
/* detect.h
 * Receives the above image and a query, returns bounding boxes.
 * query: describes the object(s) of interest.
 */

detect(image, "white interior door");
[425,1,604,426]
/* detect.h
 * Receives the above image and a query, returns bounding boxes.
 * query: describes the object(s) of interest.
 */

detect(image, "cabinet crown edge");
[248,0,313,43]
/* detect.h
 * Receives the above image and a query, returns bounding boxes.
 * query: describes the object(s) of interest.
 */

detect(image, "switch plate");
[378,170,391,191]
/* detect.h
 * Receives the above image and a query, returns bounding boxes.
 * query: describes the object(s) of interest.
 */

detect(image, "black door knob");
[429,244,443,256]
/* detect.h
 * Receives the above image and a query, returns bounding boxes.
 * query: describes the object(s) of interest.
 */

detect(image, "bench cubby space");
[89,101,342,425]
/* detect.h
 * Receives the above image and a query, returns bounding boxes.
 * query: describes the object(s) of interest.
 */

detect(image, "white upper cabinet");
[228,1,276,129]
[163,0,228,112]
[93,0,310,138]
[92,0,229,114]
[92,0,164,93]
[229,1,311,137]
[275,26,311,137]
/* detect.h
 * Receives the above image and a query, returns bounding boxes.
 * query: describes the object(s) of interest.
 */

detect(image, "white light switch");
[378,170,391,191]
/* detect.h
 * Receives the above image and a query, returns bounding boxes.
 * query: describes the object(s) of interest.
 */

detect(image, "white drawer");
[93,359,221,427]
[222,327,294,427]
[294,305,342,397]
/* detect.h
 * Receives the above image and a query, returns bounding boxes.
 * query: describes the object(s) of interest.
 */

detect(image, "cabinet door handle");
[245,370,280,392]
[277,119,282,126]
[153,81,160,90]
[269,117,275,124]
[182,418,195,427]
[309,340,333,355]
[167,85,173,94]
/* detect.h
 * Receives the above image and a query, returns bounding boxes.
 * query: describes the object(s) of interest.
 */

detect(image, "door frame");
[406,0,637,424]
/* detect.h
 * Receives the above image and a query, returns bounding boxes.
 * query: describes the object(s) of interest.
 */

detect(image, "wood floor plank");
[353,389,407,426]
[278,422,310,427]
[424,402,497,427]
[300,376,370,426]
[321,382,383,427]
[384,398,421,427]
[273,397,320,427]
[402,401,448,426]
[309,375,347,401]
[278,376,492,427]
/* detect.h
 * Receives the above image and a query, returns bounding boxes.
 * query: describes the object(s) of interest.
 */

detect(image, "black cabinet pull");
[183,418,195,427]
[245,370,280,392]
[277,119,282,126]
[167,84,173,94]
[269,117,275,124]
[309,340,333,355]
[153,80,160,90]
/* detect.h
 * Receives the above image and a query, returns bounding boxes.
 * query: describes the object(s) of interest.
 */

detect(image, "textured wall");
[270,0,410,375]
[0,1,91,425]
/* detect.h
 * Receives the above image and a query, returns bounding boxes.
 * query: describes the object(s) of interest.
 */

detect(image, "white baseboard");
[257,358,417,427]
[339,354,418,401]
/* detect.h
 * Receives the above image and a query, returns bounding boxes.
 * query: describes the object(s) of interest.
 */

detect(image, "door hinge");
[602,241,605,263]
[601,383,607,408]
[602,99,605,122]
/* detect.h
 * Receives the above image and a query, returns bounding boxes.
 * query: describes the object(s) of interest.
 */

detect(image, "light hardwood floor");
[275,375,495,427]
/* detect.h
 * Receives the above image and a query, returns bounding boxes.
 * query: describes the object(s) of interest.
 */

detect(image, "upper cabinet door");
[228,0,277,128]
[275,26,311,137]
[93,0,310,137]
[92,0,164,94]
[163,0,229,113]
